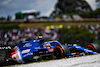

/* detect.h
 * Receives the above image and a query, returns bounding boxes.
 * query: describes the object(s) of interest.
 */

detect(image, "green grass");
[0,51,6,57]
[19,22,100,28]
[0,21,100,29]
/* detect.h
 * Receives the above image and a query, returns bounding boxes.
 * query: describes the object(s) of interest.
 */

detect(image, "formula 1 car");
[0,39,100,65]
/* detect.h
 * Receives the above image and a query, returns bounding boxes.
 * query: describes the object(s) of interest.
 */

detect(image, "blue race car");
[0,39,100,65]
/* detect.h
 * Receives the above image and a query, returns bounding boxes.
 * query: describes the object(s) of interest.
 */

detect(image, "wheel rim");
[86,45,95,51]
[54,48,62,59]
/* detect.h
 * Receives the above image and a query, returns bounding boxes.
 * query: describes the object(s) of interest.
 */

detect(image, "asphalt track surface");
[9,54,100,67]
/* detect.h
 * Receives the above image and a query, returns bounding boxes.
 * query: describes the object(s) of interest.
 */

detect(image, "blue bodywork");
[16,40,61,62]
[66,44,98,55]
[13,39,98,63]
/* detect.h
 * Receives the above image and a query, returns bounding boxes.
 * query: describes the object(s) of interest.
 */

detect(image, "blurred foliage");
[0,15,12,21]
[52,8,100,19]
[0,17,6,20]
[94,40,100,46]
[0,24,20,29]
[97,32,100,45]
[51,0,92,16]
[51,0,100,18]
[96,0,100,8]
[0,51,6,57]
[78,8,100,18]
[7,15,12,21]
[58,27,95,46]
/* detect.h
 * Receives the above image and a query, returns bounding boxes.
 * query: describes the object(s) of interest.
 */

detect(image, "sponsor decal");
[73,45,81,48]
[23,43,32,47]
[33,56,40,59]
[35,47,40,49]
[33,40,39,42]
[48,48,54,52]
[22,49,30,54]
[84,49,92,52]
[23,53,33,58]
[84,49,98,54]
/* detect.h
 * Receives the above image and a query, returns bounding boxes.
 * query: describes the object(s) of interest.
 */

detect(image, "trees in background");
[0,15,12,21]
[78,8,100,18]
[96,0,100,8]
[0,24,20,29]
[58,27,95,47]
[7,15,12,21]
[0,17,6,21]
[51,0,100,18]
[51,0,92,16]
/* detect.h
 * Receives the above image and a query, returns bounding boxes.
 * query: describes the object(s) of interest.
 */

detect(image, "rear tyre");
[86,43,100,53]
[53,45,70,59]
[53,46,62,59]
[60,45,70,58]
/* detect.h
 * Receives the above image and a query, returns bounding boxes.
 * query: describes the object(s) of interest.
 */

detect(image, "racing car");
[0,39,100,65]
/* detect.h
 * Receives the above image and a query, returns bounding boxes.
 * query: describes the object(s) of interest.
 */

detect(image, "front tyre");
[86,43,100,53]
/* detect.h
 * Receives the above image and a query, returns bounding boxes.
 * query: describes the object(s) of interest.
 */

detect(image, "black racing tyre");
[86,43,100,53]
[60,45,70,57]
[0,56,6,66]
[53,45,70,59]
[53,46,62,59]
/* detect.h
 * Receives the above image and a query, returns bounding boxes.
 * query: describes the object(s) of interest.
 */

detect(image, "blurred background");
[0,0,100,48]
